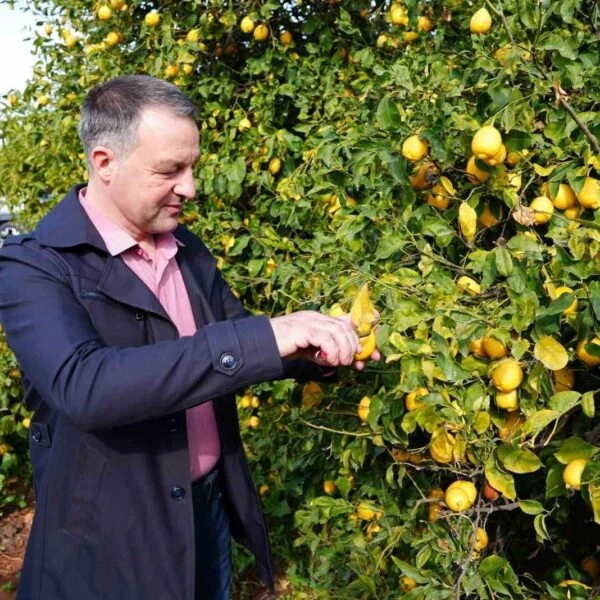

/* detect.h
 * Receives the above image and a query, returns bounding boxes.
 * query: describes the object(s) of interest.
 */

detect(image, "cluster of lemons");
[240,15,292,45]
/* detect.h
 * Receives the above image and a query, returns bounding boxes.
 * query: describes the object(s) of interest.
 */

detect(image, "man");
[0,75,377,600]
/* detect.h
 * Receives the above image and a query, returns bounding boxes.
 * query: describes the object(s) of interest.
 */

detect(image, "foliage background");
[1,0,600,597]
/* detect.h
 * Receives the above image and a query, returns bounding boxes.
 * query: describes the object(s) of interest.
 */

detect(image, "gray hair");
[79,75,198,163]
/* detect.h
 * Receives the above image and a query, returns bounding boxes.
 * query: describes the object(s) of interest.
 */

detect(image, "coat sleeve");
[0,241,284,432]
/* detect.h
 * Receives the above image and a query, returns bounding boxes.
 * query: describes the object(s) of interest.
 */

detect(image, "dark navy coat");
[0,185,317,599]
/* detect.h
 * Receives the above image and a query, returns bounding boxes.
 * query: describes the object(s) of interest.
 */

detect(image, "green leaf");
[485,453,516,500]
[588,281,600,321]
[582,391,595,418]
[554,437,599,464]
[589,482,600,525]
[390,558,430,584]
[504,130,533,151]
[540,33,578,60]
[375,236,406,260]
[518,500,545,515]
[523,409,560,437]
[376,96,401,131]
[548,390,581,413]
[497,444,542,474]
[546,462,568,499]
[534,336,569,370]
[493,247,513,278]
[534,513,551,542]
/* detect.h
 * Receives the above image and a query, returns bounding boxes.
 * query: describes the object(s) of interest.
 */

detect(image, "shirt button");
[219,352,238,370]
[170,486,186,501]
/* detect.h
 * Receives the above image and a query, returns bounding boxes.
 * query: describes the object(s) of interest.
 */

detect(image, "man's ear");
[89,146,118,182]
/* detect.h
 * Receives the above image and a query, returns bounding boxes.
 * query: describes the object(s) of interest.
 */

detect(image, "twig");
[297,416,375,437]
[557,96,600,154]
[485,1,515,44]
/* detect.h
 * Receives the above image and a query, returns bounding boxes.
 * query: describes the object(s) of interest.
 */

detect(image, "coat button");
[135,312,145,321]
[166,417,178,432]
[31,427,42,443]
[219,352,238,370]
[170,486,186,501]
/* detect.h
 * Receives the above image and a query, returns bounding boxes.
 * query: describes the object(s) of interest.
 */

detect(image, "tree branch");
[558,97,600,154]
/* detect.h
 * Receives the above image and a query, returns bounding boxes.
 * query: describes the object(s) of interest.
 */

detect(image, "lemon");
[417,16,433,32]
[238,117,252,131]
[280,30,292,45]
[405,387,428,411]
[554,367,574,392]
[97,5,112,20]
[491,359,523,392]
[495,389,519,412]
[457,276,481,296]
[64,34,78,48]
[481,335,507,360]
[269,157,282,175]
[530,196,554,225]
[247,416,260,428]
[328,303,346,318]
[164,64,180,79]
[402,135,429,162]
[576,176,600,210]
[506,151,521,167]
[564,205,582,219]
[240,16,255,33]
[110,0,125,8]
[470,7,492,34]
[472,527,488,551]
[43,23,53,35]
[390,6,408,26]
[550,183,577,210]
[22,418,31,429]
[355,329,377,361]
[410,162,439,190]
[404,31,419,43]
[357,501,382,520]
[466,155,490,184]
[376,34,388,48]
[471,125,502,159]
[469,338,486,357]
[399,576,417,592]
[38,95,50,107]
[105,31,121,46]
[563,458,588,490]
[426,184,452,210]
[576,337,600,367]
[259,484,269,496]
[448,480,477,505]
[239,394,252,408]
[430,430,454,464]
[478,204,500,228]
[483,143,506,166]
[444,486,470,512]
[499,412,524,442]
[358,396,370,422]
[144,11,160,27]
[323,480,337,495]
[554,286,577,315]
[253,24,269,41]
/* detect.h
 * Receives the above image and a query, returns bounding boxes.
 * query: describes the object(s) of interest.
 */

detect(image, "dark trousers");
[192,468,232,600]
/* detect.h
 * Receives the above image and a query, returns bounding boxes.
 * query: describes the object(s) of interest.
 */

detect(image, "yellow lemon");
[478,203,500,228]
[471,125,502,159]
[577,177,600,210]
[417,16,433,32]
[410,162,439,190]
[551,183,577,210]
[563,458,588,490]
[405,387,428,411]
[444,486,471,512]
[491,359,523,392]
[280,30,292,45]
[376,34,388,48]
[483,143,506,166]
[404,31,419,43]
[448,480,477,505]
[238,117,252,132]
[268,157,281,175]
[469,338,486,357]
[97,5,112,20]
[253,24,269,41]
[64,34,78,48]
[495,389,519,412]
[554,367,574,392]
[402,135,428,162]
[555,286,577,315]
[22,418,31,429]
[576,337,600,367]
[506,151,521,167]
[186,29,200,42]
[399,576,417,592]
[240,16,255,33]
[144,11,160,27]
[355,329,377,361]
[466,155,490,184]
[323,480,337,495]
[110,0,125,8]
[37,95,50,107]
[426,184,452,210]
[259,484,269,495]
[470,7,492,34]
[530,196,554,224]
[472,527,488,551]
[357,501,382,521]
[105,31,121,46]
[164,64,180,79]
[358,396,370,422]
[564,204,582,219]
[481,336,508,360]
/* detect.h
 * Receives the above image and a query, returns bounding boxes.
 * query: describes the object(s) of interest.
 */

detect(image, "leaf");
[497,444,542,474]
[493,247,513,277]
[376,96,401,131]
[390,558,430,584]
[588,281,600,321]
[458,202,477,241]
[589,482,600,525]
[375,236,405,259]
[485,453,516,500]
[554,437,599,464]
[302,382,324,409]
[534,513,551,542]
[546,462,567,499]
[504,130,533,152]
[582,391,595,418]
[533,164,555,177]
[533,336,568,370]
[523,409,560,437]
[548,390,580,413]
[518,500,544,515]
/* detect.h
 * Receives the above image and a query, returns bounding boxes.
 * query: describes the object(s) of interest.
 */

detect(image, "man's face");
[107,107,200,241]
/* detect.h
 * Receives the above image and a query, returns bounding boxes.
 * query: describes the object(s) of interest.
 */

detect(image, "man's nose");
[174,168,196,199]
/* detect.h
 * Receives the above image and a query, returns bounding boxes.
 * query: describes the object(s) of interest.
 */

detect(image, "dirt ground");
[0,506,33,599]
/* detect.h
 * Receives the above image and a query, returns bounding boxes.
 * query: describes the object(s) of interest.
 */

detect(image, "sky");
[0,2,38,95]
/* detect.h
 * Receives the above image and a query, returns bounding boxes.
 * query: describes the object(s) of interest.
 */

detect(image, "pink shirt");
[79,192,220,480]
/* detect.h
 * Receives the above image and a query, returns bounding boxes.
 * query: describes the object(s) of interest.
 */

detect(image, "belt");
[192,466,220,491]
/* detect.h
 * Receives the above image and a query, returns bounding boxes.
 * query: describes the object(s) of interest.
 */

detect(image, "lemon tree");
[1,0,600,597]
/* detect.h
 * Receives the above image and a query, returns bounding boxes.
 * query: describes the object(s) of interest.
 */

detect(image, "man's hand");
[270,311,361,367]
[269,312,380,368]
